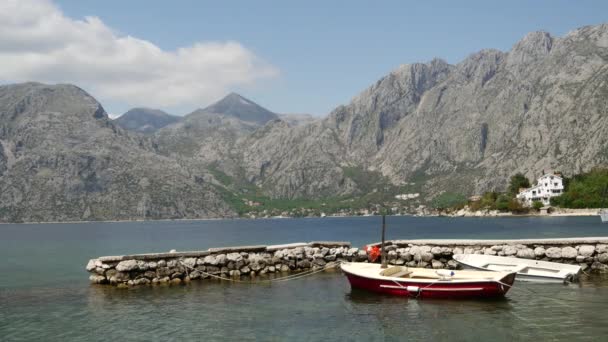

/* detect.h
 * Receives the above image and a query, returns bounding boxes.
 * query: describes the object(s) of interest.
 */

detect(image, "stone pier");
[86,241,364,287]
[86,237,608,287]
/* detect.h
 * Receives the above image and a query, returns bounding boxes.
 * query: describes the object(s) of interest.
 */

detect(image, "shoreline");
[0,208,603,225]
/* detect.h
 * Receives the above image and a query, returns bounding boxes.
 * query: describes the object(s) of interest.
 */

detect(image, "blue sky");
[8,1,608,116]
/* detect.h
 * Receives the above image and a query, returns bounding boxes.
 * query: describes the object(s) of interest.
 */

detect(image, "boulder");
[268,266,276,273]
[419,246,431,253]
[431,260,444,269]
[395,259,405,265]
[452,247,463,255]
[240,266,251,275]
[157,260,166,267]
[203,255,218,266]
[440,247,453,255]
[226,252,242,262]
[134,278,150,286]
[516,248,535,259]
[578,245,595,257]
[280,264,290,272]
[298,260,312,269]
[534,247,545,258]
[491,245,503,251]
[86,259,97,272]
[136,260,149,271]
[313,258,326,267]
[597,253,608,264]
[576,256,586,263]
[116,260,139,272]
[109,271,130,283]
[170,278,182,285]
[182,258,196,269]
[431,247,442,255]
[447,260,459,269]
[484,248,497,256]
[596,244,608,254]
[144,271,156,279]
[591,261,608,271]
[503,246,517,256]
[324,254,337,262]
[561,247,578,259]
[421,252,434,262]
[545,247,562,259]
[205,266,220,274]
[89,274,106,284]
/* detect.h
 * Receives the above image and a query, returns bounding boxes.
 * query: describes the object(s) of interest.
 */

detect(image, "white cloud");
[0,0,278,109]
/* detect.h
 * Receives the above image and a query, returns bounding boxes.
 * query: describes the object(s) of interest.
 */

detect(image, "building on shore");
[517,173,564,206]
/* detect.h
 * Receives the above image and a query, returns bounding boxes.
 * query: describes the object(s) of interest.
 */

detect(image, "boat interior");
[483,263,560,275]
[378,266,476,280]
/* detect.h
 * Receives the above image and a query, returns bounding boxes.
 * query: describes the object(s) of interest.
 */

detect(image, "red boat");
[341,262,516,299]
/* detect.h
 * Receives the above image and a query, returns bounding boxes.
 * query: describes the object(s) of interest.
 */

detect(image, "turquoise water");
[1,216,608,341]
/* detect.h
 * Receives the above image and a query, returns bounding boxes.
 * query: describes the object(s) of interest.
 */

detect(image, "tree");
[495,194,511,211]
[431,192,467,210]
[508,173,531,196]
[532,201,543,211]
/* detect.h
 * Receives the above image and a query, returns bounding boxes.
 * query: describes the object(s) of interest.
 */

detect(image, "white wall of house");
[517,174,564,206]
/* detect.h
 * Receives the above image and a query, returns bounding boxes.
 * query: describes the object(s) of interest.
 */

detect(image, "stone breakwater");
[86,237,608,287]
[86,241,366,287]
[373,237,608,272]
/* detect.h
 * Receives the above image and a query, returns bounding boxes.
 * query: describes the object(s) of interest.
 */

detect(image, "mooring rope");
[179,260,343,284]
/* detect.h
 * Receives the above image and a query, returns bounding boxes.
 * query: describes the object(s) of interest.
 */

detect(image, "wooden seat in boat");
[380,266,412,278]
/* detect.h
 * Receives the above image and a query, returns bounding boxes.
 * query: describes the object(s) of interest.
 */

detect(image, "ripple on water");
[4,273,608,341]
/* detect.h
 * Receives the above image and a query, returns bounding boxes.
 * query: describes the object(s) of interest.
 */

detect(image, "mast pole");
[381,213,388,269]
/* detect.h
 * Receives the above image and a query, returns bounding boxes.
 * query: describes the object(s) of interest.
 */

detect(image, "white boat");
[453,254,581,283]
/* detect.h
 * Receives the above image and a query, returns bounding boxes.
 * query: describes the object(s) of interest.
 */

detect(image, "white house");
[517,173,564,206]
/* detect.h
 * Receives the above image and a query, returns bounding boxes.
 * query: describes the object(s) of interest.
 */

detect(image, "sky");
[1,0,607,117]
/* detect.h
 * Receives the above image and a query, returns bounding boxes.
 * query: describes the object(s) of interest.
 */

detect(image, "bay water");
[1,216,608,341]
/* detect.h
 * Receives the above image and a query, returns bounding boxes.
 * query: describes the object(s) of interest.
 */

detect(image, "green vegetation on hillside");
[430,192,467,210]
[210,165,424,217]
[550,168,608,208]
[508,173,531,196]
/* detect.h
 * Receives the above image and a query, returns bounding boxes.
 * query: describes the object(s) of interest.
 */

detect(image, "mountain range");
[1,23,608,222]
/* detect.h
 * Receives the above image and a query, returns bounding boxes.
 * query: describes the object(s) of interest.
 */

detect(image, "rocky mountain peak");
[507,31,553,66]
[114,107,180,134]
[197,92,279,125]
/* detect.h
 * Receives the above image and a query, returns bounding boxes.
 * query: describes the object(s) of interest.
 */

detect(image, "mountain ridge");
[1,23,608,222]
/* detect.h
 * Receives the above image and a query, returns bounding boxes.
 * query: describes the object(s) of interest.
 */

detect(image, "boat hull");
[453,254,581,283]
[343,268,515,299]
